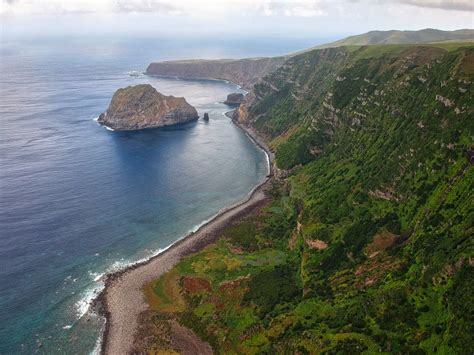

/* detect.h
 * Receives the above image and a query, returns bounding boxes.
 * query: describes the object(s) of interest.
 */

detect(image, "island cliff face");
[98,84,198,131]
[224,93,244,106]
[146,57,286,90]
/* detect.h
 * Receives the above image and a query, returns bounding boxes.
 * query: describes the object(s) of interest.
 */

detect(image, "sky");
[0,0,473,41]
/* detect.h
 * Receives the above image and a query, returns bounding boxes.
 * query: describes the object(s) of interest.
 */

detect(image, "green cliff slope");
[304,29,474,51]
[140,44,474,354]
[145,30,473,92]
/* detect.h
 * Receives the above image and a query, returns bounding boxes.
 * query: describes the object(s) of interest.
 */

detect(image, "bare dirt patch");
[355,256,402,288]
[369,189,399,201]
[306,238,328,250]
[218,275,250,292]
[228,244,244,254]
[462,52,474,74]
[170,320,213,355]
[288,221,302,250]
[365,231,399,258]
[182,276,211,294]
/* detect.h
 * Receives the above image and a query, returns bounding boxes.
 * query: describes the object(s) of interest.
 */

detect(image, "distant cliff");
[98,84,198,131]
[224,93,244,106]
[297,28,474,54]
[146,57,286,90]
[145,30,473,91]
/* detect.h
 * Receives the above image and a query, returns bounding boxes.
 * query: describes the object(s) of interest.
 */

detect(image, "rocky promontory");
[98,84,198,131]
[146,57,286,90]
[224,93,244,106]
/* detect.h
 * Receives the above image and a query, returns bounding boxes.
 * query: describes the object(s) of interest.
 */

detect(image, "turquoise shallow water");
[0,38,278,353]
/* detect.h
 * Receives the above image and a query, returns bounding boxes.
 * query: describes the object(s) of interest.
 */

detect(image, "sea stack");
[98,84,198,131]
[203,113,209,121]
[224,93,244,106]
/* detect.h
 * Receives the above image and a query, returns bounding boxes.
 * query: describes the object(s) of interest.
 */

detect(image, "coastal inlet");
[0,57,268,353]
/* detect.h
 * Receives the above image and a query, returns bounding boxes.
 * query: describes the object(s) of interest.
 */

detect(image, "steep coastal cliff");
[98,84,198,131]
[137,42,474,353]
[146,57,286,90]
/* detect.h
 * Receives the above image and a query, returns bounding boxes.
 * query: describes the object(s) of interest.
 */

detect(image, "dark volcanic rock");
[203,113,209,121]
[224,93,244,106]
[98,84,198,131]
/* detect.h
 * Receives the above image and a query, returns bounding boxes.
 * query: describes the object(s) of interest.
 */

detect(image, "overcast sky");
[1,0,473,40]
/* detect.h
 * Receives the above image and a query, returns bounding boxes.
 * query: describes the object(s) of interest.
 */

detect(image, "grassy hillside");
[145,30,473,91]
[138,44,474,353]
[305,29,474,51]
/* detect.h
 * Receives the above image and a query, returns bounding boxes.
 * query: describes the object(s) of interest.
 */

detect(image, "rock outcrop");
[224,93,244,106]
[203,113,209,121]
[98,84,198,131]
[232,90,255,125]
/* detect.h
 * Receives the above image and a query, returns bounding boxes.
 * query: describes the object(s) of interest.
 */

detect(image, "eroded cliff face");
[146,57,286,90]
[233,44,474,177]
[232,92,254,125]
[98,84,198,131]
[224,93,244,106]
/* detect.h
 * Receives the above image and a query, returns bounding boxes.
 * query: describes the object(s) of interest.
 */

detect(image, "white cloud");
[0,0,329,16]
[1,0,471,39]
[260,1,328,17]
[2,0,473,16]
[113,0,182,14]
[399,0,474,12]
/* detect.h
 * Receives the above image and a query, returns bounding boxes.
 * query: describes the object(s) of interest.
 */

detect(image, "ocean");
[0,36,316,353]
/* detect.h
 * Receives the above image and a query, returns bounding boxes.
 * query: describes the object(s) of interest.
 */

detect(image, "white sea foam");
[76,215,231,323]
[93,272,105,282]
[264,149,270,172]
[75,250,167,320]
[187,215,216,234]
[62,325,72,330]
[90,326,104,355]
[92,116,115,131]
[74,283,104,319]
[127,70,143,77]
[222,109,234,117]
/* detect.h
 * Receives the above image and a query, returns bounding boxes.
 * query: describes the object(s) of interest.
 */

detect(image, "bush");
[243,264,301,317]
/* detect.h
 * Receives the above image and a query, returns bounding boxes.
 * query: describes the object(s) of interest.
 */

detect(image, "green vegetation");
[141,44,473,353]
[301,28,474,53]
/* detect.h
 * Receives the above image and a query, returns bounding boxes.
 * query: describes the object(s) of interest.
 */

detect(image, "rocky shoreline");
[226,109,274,175]
[95,106,273,354]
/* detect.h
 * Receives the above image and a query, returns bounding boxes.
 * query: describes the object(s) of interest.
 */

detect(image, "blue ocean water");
[0,36,317,353]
